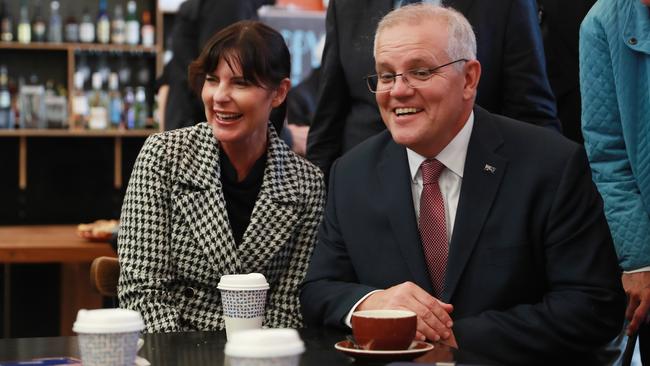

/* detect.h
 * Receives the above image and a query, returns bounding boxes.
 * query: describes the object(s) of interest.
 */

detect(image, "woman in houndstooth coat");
[117,21,325,333]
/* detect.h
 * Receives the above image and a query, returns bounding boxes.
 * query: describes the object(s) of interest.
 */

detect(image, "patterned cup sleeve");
[221,289,268,318]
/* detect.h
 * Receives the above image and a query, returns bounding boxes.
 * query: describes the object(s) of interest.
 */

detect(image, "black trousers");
[641,322,649,364]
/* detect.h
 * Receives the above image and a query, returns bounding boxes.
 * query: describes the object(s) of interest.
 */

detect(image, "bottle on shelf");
[133,86,147,129]
[19,73,46,129]
[96,0,110,44]
[0,65,13,129]
[0,0,14,42]
[123,85,134,129]
[17,0,31,44]
[47,0,63,43]
[64,12,79,42]
[79,7,94,43]
[87,72,108,129]
[111,3,125,45]
[71,71,88,129]
[140,9,154,47]
[125,0,139,46]
[31,0,47,42]
[108,72,123,129]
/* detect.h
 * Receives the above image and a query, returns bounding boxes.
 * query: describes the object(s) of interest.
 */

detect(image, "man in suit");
[306,0,560,178]
[300,4,624,364]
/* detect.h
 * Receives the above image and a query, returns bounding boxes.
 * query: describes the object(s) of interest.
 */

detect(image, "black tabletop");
[0,328,491,366]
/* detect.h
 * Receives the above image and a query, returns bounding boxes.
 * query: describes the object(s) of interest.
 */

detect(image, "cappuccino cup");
[351,309,417,350]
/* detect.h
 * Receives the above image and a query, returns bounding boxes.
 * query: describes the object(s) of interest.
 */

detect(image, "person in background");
[580,0,650,363]
[306,0,559,178]
[119,20,325,333]
[301,4,624,364]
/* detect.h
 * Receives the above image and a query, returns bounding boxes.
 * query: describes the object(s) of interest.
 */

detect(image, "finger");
[630,299,650,334]
[626,296,640,322]
[415,330,426,342]
[409,290,454,327]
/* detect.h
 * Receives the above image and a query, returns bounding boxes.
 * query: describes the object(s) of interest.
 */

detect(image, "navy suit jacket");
[306,0,560,178]
[301,107,624,365]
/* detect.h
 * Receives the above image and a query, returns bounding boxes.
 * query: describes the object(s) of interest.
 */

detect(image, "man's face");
[374,20,478,157]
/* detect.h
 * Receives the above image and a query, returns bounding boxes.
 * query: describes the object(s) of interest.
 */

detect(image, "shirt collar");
[407,111,474,182]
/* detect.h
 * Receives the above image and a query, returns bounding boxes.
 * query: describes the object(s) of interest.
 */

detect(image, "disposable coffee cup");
[218,273,270,339]
[73,308,144,366]
[225,328,305,366]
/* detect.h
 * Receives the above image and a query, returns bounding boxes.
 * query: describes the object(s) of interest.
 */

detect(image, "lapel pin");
[483,164,496,174]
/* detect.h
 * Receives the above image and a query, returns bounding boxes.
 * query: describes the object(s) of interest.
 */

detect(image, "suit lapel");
[378,140,434,293]
[442,108,506,301]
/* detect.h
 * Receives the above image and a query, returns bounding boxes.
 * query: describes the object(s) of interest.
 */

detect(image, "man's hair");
[374,4,476,70]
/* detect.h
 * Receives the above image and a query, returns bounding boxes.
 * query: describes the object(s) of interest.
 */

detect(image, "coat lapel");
[378,140,435,293]
[442,107,506,302]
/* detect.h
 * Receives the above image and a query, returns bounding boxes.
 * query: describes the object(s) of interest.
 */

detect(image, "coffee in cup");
[218,273,270,339]
[73,308,145,366]
[225,328,305,366]
[351,309,417,350]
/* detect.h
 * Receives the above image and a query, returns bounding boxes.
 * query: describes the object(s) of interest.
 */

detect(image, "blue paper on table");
[0,357,81,365]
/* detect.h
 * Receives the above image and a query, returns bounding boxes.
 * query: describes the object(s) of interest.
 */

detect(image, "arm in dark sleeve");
[453,146,625,364]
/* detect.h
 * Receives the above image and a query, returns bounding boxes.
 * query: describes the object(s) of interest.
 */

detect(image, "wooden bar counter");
[0,225,117,337]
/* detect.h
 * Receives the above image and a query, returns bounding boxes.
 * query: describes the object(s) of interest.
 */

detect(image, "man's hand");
[622,271,650,335]
[357,282,454,342]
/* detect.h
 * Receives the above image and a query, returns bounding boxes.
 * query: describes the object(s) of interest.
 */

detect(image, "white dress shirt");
[344,112,475,327]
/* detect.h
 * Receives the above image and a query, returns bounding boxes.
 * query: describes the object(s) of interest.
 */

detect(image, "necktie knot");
[421,159,444,185]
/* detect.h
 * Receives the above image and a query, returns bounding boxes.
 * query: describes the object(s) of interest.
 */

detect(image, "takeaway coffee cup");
[351,309,417,350]
[225,328,305,366]
[218,273,270,339]
[73,308,145,366]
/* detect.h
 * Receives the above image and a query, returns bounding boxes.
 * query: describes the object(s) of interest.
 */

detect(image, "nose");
[390,75,414,97]
[211,83,231,104]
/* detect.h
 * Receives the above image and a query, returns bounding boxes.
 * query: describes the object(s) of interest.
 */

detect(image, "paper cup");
[218,273,270,339]
[225,328,305,366]
[73,308,144,366]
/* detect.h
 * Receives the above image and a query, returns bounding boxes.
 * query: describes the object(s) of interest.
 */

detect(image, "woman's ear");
[271,78,291,108]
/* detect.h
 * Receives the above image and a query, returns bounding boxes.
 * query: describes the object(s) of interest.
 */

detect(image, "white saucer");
[334,340,434,362]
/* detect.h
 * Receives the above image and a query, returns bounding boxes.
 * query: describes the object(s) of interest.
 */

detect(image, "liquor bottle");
[31,0,47,42]
[0,0,14,42]
[107,72,123,129]
[71,71,88,129]
[111,4,125,44]
[96,0,110,44]
[133,86,147,129]
[47,0,63,43]
[140,9,154,47]
[0,65,12,129]
[125,0,139,45]
[78,7,94,43]
[17,0,30,44]
[87,72,108,129]
[64,13,79,42]
[123,86,134,129]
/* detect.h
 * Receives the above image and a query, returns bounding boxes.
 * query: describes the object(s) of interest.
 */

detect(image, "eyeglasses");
[365,59,468,93]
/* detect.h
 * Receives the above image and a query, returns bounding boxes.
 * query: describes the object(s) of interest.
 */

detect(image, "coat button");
[629,37,638,45]
[183,287,196,298]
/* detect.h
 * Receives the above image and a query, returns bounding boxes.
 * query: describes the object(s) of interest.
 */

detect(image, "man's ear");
[462,60,481,101]
[271,78,292,108]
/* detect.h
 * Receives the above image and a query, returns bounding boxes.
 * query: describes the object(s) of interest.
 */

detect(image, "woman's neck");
[221,136,268,182]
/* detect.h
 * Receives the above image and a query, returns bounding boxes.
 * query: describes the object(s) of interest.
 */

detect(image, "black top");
[219,149,266,246]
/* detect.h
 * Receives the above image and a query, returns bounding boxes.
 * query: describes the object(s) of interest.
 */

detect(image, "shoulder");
[333,130,395,173]
[269,133,325,197]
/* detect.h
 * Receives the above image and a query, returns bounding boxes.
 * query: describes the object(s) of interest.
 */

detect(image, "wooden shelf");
[0,129,156,137]
[0,41,157,54]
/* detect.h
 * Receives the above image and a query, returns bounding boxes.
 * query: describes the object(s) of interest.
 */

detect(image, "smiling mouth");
[394,107,421,116]
[216,112,243,121]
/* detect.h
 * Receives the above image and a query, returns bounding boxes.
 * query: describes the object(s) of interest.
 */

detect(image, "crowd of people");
[116,0,649,364]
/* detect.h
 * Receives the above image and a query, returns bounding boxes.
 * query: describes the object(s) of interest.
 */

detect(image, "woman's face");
[202,56,289,149]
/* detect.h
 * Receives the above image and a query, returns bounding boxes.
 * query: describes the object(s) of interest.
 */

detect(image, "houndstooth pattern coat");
[118,122,325,333]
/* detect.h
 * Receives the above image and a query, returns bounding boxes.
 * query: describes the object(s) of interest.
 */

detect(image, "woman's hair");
[188,20,291,96]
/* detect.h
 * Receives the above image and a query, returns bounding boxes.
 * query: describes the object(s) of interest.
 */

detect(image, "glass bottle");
[108,72,123,129]
[96,0,110,44]
[64,13,79,42]
[111,4,125,45]
[47,0,62,43]
[87,72,108,129]
[125,0,139,45]
[140,9,154,47]
[31,0,47,42]
[78,7,94,43]
[0,0,14,42]
[17,0,30,44]
[123,86,134,129]
[133,86,147,129]
[0,65,12,129]
[71,71,88,129]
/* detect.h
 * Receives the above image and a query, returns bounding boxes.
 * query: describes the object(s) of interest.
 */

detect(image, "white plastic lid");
[218,273,270,290]
[73,308,145,334]
[225,329,305,358]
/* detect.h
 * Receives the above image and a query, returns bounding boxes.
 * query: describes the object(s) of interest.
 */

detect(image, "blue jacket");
[580,0,650,270]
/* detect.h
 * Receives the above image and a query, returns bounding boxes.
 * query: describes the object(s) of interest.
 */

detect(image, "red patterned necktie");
[418,159,448,297]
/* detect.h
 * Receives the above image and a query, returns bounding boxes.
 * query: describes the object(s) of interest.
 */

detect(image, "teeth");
[395,107,419,116]
[216,113,242,120]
